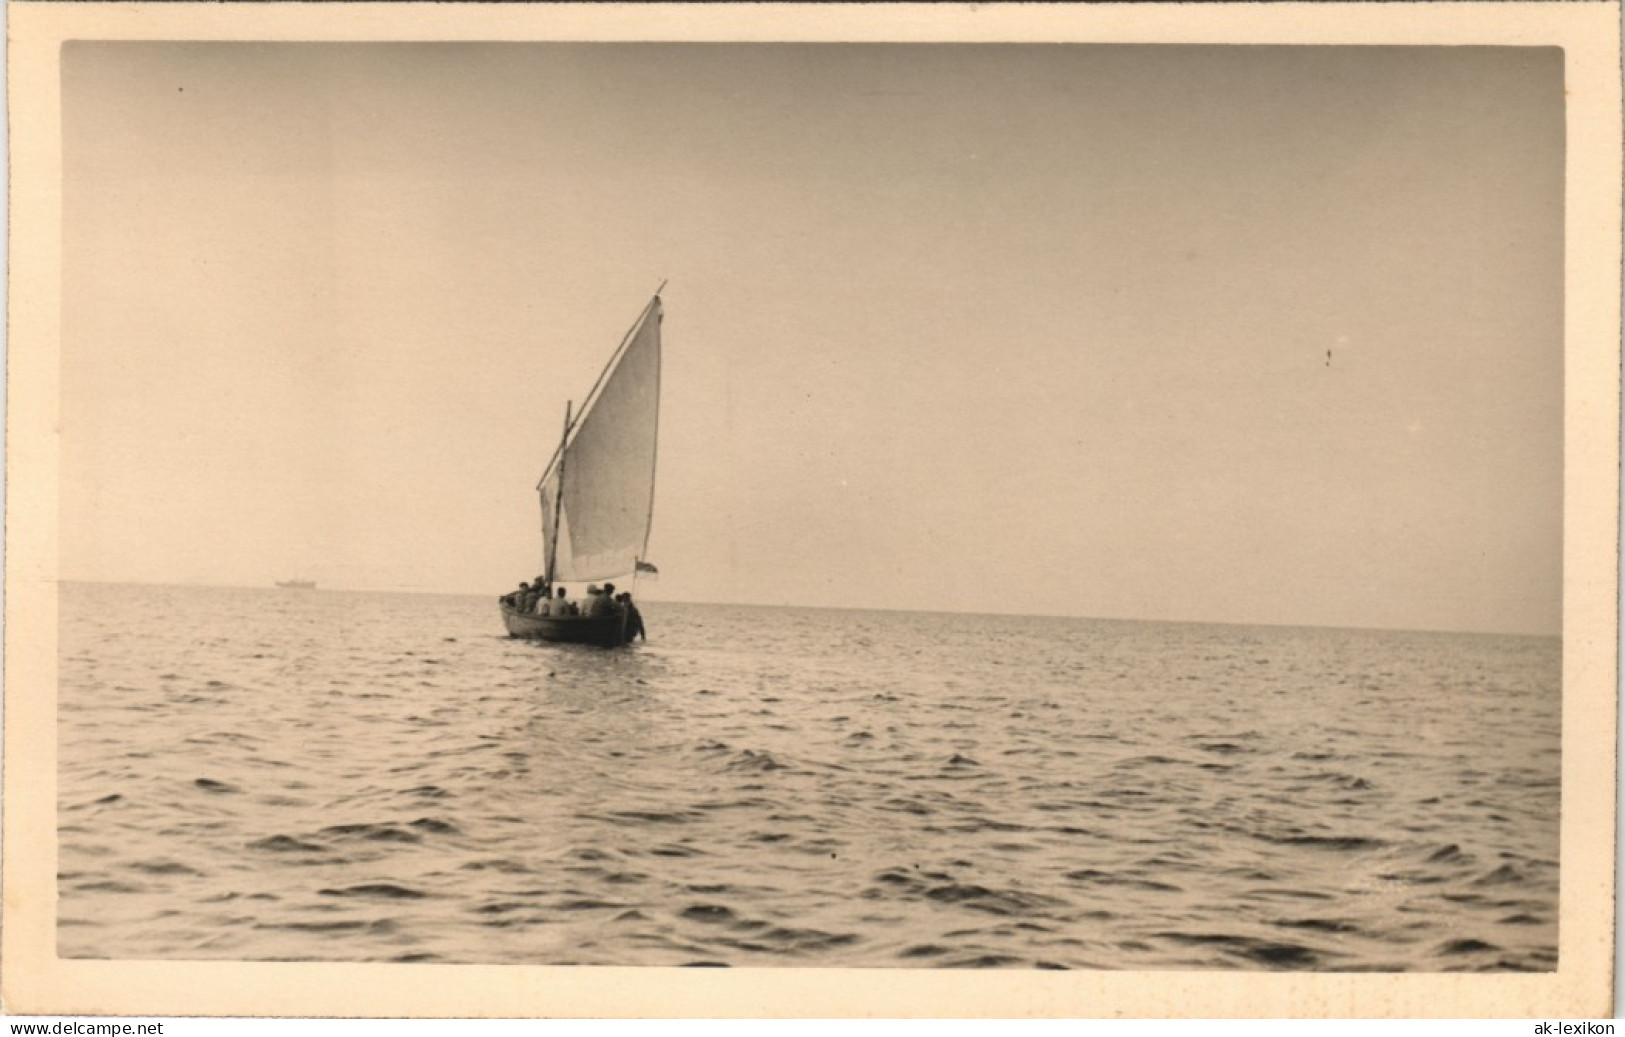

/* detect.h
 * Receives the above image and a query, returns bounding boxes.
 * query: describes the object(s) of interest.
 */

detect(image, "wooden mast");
[544,400,571,587]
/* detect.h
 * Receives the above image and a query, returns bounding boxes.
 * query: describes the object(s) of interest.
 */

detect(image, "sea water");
[57,582,1559,970]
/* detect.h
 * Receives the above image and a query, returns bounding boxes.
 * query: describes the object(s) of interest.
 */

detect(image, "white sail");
[539,298,661,582]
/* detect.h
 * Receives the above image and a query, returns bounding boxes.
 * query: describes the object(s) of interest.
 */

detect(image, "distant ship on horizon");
[275,578,316,590]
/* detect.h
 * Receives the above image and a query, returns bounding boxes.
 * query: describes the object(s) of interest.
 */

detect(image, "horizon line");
[56,578,1562,640]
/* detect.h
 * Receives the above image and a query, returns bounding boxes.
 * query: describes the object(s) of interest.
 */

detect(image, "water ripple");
[57,586,1561,970]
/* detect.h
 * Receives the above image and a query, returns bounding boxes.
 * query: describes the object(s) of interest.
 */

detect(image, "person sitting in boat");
[542,585,575,617]
[617,592,646,641]
[504,581,531,610]
[582,584,613,618]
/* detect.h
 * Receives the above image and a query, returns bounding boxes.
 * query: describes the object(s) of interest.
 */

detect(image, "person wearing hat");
[583,584,612,618]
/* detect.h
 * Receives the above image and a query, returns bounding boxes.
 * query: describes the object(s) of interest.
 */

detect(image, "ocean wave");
[55,589,1561,970]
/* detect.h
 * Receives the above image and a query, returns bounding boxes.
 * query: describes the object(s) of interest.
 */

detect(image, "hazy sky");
[60,42,1564,634]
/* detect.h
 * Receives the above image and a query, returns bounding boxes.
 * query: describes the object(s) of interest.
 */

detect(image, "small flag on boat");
[635,560,659,577]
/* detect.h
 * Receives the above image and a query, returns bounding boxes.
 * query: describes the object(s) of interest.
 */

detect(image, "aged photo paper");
[5,0,1619,1019]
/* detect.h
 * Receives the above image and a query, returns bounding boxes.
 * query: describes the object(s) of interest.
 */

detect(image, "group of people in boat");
[500,577,645,639]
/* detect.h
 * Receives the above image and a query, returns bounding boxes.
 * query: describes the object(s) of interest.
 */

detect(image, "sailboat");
[500,292,662,646]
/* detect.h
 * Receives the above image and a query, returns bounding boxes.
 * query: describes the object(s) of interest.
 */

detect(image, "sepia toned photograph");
[6,1,1618,1021]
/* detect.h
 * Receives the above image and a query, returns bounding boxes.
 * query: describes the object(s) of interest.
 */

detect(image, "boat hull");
[500,604,634,646]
